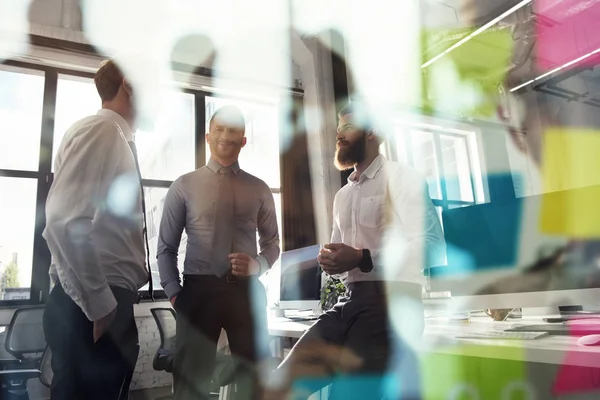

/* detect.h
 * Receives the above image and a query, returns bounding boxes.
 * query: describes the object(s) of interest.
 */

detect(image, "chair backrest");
[5,306,46,360]
[150,308,177,354]
[39,346,53,388]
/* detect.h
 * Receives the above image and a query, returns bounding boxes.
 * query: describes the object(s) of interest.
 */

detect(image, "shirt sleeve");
[44,121,123,321]
[157,180,186,299]
[384,169,446,281]
[255,185,281,275]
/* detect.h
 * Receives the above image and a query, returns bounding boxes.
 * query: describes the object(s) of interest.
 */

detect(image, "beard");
[334,134,366,171]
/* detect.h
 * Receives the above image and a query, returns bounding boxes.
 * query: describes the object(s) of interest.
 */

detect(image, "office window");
[53,75,99,169]
[136,92,196,181]
[0,66,44,171]
[1,59,300,303]
[0,178,37,300]
[394,123,485,216]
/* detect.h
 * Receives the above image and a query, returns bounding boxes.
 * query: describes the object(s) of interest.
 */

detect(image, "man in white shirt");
[43,60,149,400]
[273,102,445,399]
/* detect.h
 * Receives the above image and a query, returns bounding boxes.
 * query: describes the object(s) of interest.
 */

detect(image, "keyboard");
[455,331,549,340]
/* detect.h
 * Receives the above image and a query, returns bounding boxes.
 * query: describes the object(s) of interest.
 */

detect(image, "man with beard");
[272,102,445,399]
[157,105,280,400]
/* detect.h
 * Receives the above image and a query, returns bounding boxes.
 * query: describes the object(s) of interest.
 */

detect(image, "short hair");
[338,101,375,132]
[209,105,246,130]
[94,60,125,102]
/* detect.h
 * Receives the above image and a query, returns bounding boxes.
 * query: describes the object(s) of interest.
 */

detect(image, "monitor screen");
[430,187,600,303]
[279,245,322,303]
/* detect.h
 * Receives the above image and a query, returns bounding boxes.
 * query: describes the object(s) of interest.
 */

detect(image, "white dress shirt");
[331,155,446,285]
[44,109,148,321]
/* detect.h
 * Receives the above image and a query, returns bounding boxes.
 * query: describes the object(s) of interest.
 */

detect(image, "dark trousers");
[43,282,139,400]
[174,275,269,400]
[291,281,423,400]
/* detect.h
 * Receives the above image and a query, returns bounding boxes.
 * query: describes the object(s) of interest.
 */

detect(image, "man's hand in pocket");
[93,307,117,343]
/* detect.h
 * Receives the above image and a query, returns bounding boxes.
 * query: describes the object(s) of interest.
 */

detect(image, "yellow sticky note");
[541,128,600,238]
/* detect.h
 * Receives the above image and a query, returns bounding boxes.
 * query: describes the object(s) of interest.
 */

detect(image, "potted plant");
[320,275,347,311]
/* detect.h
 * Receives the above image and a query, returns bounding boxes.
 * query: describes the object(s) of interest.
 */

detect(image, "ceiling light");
[422,0,532,68]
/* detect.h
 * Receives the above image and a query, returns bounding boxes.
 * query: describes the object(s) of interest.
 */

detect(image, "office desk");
[268,314,600,397]
[423,316,600,368]
[269,314,600,366]
[269,317,314,339]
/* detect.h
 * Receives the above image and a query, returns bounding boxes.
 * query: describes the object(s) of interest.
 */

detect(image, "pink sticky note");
[536,0,600,71]
[553,320,600,395]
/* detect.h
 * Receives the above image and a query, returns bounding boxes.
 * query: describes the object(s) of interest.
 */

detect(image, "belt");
[183,273,253,285]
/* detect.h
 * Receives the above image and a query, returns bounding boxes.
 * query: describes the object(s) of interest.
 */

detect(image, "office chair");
[151,307,282,400]
[0,306,48,399]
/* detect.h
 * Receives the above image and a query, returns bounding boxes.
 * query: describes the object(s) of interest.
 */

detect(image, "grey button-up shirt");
[157,158,281,298]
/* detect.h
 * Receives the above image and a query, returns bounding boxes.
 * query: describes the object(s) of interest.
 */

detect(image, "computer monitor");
[279,244,323,311]
[430,186,600,311]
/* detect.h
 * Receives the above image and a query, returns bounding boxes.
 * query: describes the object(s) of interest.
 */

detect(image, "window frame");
[388,123,485,213]
[0,59,296,305]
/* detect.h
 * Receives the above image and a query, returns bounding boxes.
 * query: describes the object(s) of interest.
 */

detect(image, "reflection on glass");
[410,130,442,200]
[0,67,44,171]
[440,135,474,202]
[140,187,187,291]
[0,178,37,300]
[205,96,281,189]
[136,92,195,181]
[53,75,99,170]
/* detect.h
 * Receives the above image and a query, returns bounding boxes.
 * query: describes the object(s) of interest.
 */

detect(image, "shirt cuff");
[255,255,270,276]
[81,285,118,322]
[163,281,183,299]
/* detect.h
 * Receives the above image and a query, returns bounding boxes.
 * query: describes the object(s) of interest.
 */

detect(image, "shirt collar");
[97,109,134,141]
[207,158,241,175]
[348,154,385,184]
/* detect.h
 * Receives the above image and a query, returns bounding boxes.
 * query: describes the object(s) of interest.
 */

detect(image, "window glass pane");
[440,135,474,202]
[53,75,99,170]
[0,67,44,171]
[136,92,195,180]
[205,96,281,189]
[0,177,37,300]
[141,186,187,291]
[54,77,196,181]
[410,130,442,199]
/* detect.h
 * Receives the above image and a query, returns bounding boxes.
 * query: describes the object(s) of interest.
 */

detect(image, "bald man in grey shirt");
[157,105,280,400]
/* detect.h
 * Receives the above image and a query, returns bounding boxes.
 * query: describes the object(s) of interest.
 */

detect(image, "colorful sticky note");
[540,128,600,238]
[421,27,513,117]
[420,345,529,399]
[536,0,600,71]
